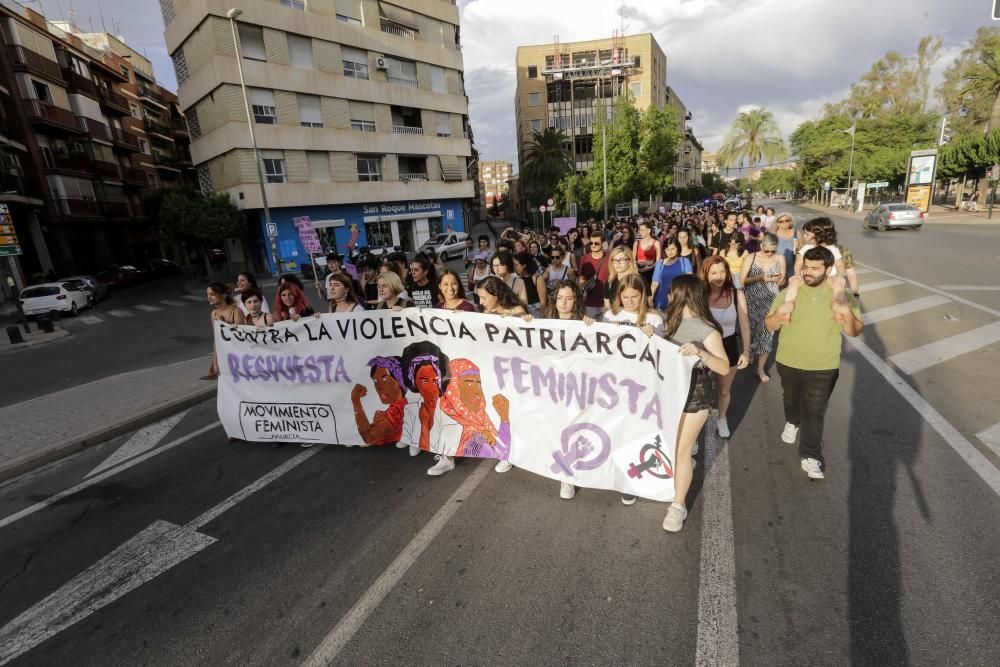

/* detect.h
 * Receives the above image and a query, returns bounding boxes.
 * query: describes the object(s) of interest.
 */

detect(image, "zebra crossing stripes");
[159,299,186,307]
[133,304,162,313]
[181,295,203,301]
[860,279,904,293]
[79,315,103,325]
[888,321,1000,376]
[106,309,134,318]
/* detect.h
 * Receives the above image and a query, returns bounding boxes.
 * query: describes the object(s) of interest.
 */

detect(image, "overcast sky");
[51,0,990,168]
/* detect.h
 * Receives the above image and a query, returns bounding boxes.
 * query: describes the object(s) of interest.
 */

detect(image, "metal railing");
[97,86,130,113]
[392,125,424,135]
[171,118,189,135]
[111,127,141,150]
[122,166,149,185]
[100,200,131,217]
[380,21,415,39]
[399,172,429,181]
[0,168,29,196]
[7,45,63,82]
[61,68,100,97]
[22,99,80,131]
[136,82,164,104]
[153,153,180,169]
[144,117,172,137]
[91,159,121,180]
[41,150,91,173]
[52,197,101,217]
[77,116,112,142]
[386,76,418,88]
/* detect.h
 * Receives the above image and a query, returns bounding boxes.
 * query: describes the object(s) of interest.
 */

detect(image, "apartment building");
[665,86,702,189]
[161,0,475,272]
[478,159,510,208]
[0,0,192,285]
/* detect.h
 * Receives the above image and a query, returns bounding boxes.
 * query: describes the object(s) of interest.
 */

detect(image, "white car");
[20,281,90,318]
[418,232,469,261]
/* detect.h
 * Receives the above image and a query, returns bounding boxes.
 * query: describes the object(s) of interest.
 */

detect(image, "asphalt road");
[1,207,999,664]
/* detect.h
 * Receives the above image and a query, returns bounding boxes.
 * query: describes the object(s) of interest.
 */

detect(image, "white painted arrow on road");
[0,448,319,665]
[86,410,190,478]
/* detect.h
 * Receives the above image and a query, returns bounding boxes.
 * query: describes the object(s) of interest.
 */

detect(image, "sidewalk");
[800,201,1000,225]
[0,325,71,354]
[0,356,216,482]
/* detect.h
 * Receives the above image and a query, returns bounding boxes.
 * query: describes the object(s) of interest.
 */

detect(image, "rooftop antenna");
[97,1,107,32]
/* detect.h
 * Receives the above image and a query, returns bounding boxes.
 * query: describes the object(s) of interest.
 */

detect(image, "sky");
[44,0,991,169]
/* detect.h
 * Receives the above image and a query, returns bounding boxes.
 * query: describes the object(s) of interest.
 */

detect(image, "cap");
[473,252,489,262]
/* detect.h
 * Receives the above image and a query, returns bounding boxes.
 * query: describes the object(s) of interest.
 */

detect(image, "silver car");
[419,232,469,261]
[863,203,924,231]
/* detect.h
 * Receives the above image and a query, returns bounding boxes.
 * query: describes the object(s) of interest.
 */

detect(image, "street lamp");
[227,7,278,275]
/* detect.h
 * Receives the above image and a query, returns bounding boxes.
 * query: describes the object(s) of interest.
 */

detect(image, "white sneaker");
[691,441,700,457]
[662,504,688,532]
[717,417,730,439]
[621,494,637,506]
[781,422,800,444]
[559,482,576,499]
[408,445,420,457]
[494,459,513,473]
[427,455,455,476]
[300,442,315,448]
[801,458,825,479]
[395,441,408,449]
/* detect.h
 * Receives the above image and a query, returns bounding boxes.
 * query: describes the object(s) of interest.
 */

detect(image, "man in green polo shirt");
[765,246,863,480]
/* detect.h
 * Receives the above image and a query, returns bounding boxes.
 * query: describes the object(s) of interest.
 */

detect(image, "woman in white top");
[794,217,846,278]
[602,274,664,340]
[490,251,528,304]
[700,256,750,439]
[542,246,576,292]
[234,272,269,316]
[326,273,366,313]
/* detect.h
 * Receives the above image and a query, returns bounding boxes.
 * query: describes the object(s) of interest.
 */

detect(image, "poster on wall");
[905,149,938,213]
[215,310,695,502]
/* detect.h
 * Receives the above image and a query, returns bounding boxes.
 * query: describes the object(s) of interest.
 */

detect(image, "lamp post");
[227,7,278,276]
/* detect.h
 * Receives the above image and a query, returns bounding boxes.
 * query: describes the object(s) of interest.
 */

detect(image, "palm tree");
[522,128,573,204]
[718,108,787,181]
[960,42,1000,133]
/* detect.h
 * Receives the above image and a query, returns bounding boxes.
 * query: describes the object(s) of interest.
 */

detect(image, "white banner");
[215,310,695,501]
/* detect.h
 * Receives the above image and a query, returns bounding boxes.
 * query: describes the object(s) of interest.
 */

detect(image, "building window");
[528,92,541,106]
[120,65,131,81]
[630,82,642,98]
[357,156,381,182]
[435,112,451,137]
[350,119,375,132]
[287,35,314,70]
[307,151,330,183]
[429,65,446,93]
[31,80,51,103]
[384,57,417,87]
[129,103,142,119]
[186,108,201,139]
[529,119,541,132]
[527,65,537,78]
[366,221,393,248]
[263,157,286,183]
[237,24,267,61]
[138,138,150,154]
[342,47,369,80]
[249,88,276,124]
[336,14,362,25]
[280,0,304,9]
[298,94,323,127]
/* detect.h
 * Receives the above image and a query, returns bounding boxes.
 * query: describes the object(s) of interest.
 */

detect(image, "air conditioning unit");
[375,56,387,70]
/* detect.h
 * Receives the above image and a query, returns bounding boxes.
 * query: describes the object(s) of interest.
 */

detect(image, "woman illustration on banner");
[350,356,407,446]
[440,359,512,462]
[399,341,451,459]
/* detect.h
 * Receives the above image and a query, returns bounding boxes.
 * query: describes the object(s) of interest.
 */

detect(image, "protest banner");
[553,217,577,234]
[215,310,694,501]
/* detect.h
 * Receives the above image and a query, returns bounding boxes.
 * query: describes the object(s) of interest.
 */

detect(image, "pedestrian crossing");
[67,296,201,327]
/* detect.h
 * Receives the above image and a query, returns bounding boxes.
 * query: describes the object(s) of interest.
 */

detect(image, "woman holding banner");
[327,273,366,313]
[205,281,245,379]
[273,282,315,322]
[700,256,750,439]
[476,275,527,318]
[436,270,476,312]
[662,275,732,532]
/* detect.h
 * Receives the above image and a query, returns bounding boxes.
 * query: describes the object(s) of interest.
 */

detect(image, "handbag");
[582,253,609,296]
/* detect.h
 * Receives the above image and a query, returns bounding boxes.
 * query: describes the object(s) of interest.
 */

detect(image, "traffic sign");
[546,198,554,207]
[266,222,278,237]
[823,181,831,191]
[867,181,889,189]
[539,205,547,213]
[0,204,21,257]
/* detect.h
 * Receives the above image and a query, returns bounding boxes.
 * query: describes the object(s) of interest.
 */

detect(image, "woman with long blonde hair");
[603,244,639,312]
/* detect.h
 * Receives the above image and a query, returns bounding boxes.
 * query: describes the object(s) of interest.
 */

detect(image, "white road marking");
[106,309,133,318]
[181,294,203,301]
[695,421,739,667]
[934,285,1000,291]
[976,422,1000,460]
[159,299,187,307]
[862,295,952,325]
[133,304,162,312]
[302,461,492,665]
[888,321,1000,375]
[860,278,904,293]
[86,410,190,478]
[0,422,221,530]
[854,262,1000,319]
[0,449,318,665]
[853,268,874,275]
[79,315,103,325]
[845,336,1000,498]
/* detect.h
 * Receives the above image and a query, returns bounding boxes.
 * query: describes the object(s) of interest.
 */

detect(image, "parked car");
[20,282,90,318]
[207,248,226,265]
[137,258,181,278]
[97,264,146,288]
[418,232,469,261]
[58,275,109,306]
[863,203,924,231]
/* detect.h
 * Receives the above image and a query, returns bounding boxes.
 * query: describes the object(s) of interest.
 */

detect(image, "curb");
[0,327,72,356]
[0,384,217,483]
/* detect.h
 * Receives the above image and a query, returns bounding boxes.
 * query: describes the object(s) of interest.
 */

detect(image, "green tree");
[754,168,799,196]
[638,105,684,193]
[585,94,646,211]
[522,128,573,206]
[151,189,246,273]
[958,35,1000,133]
[717,108,787,181]
[937,27,1000,138]
[701,172,728,194]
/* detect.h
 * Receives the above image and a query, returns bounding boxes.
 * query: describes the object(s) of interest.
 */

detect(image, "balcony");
[386,76,418,88]
[77,116,112,143]
[61,68,100,98]
[100,200,131,218]
[7,45,63,83]
[23,100,81,133]
[143,117,172,138]
[153,153,180,170]
[170,118,189,136]
[52,197,101,218]
[136,82,164,105]
[400,172,429,182]
[380,21,415,40]
[122,166,150,186]
[111,127,141,151]
[91,159,122,181]
[41,149,91,174]
[97,87,130,114]
[392,125,424,135]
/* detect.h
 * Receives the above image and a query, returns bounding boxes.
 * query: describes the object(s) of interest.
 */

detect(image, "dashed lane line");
[888,321,1000,375]
[106,309,134,318]
[181,295,203,302]
[133,304,162,312]
[862,295,952,325]
[158,299,187,307]
[854,262,1000,319]
[977,422,1000,460]
[934,285,1000,291]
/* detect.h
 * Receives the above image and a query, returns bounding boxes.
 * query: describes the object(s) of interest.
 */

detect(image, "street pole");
[938,115,948,146]
[601,77,608,222]
[844,123,856,205]
[228,8,278,277]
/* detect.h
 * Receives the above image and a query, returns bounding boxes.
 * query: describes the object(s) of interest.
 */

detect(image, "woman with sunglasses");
[774,213,798,279]
[739,233,786,383]
[721,232,748,289]
[542,245,575,293]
